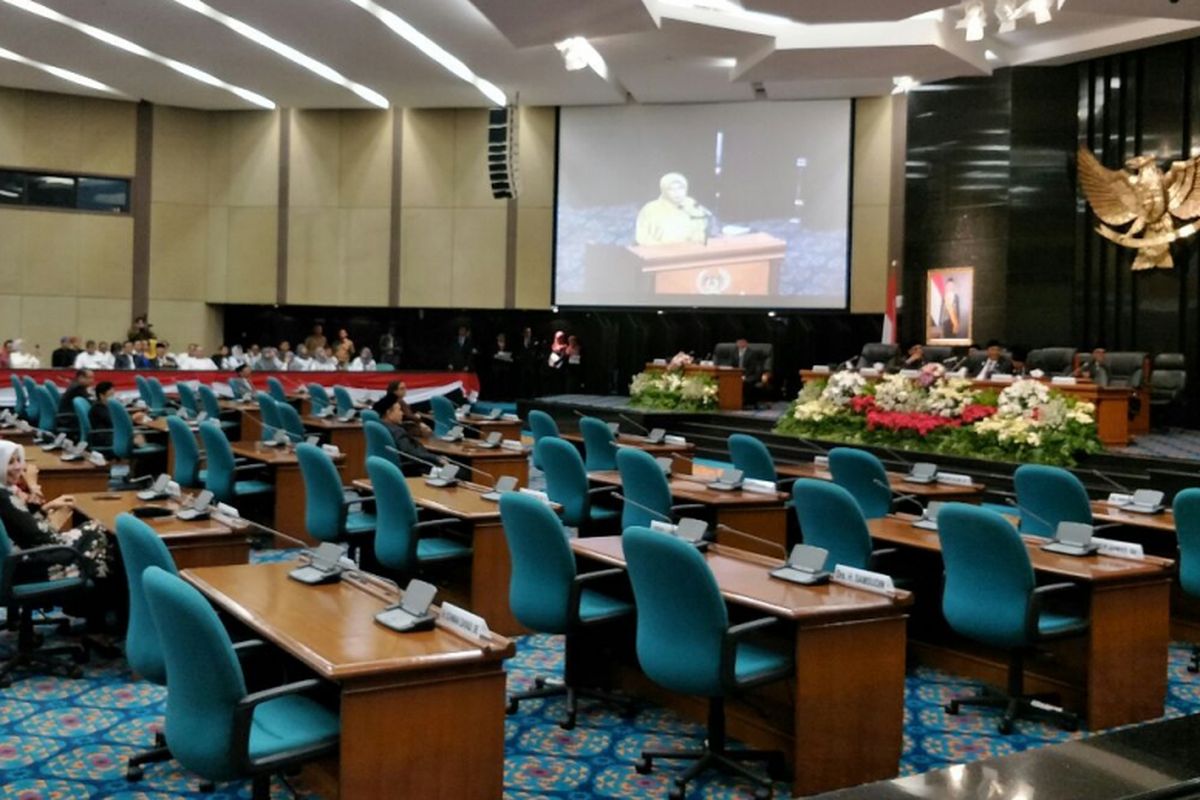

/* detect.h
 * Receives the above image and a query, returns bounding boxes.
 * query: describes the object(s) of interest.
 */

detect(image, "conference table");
[868,513,1174,730]
[571,536,912,796]
[228,442,346,547]
[24,445,109,498]
[303,417,368,482]
[183,561,513,799]
[460,413,522,442]
[586,469,790,556]
[73,490,250,569]
[421,436,530,489]
[775,460,987,502]
[641,362,745,410]
[560,430,697,475]
[0,424,38,445]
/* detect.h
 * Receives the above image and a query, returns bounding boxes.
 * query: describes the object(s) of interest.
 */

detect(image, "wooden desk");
[421,436,529,489]
[220,399,262,442]
[572,536,911,796]
[304,417,367,483]
[183,562,513,800]
[587,469,789,556]
[0,425,38,445]
[24,445,109,498]
[561,431,696,475]
[642,362,745,411]
[143,415,200,477]
[867,514,1173,730]
[463,415,522,442]
[1090,501,1176,533]
[352,476,526,636]
[73,491,250,569]
[776,461,986,502]
[229,442,345,547]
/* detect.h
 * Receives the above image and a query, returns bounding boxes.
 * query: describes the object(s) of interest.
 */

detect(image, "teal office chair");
[134,375,154,409]
[274,401,307,442]
[623,526,788,799]
[197,385,237,432]
[108,399,166,462]
[44,381,76,434]
[114,514,179,782]
[142,567,339,798]
[430,395,456,437]
[790,479,878,571]
[368,456,470,580]
[34,386,59,438]
[615,447,700,530]
[266,376,287,403]
[42,380,61,411]
[375,363,395,372]
[73,396,112,454]
[1174,489,1200,673]
[307,383,332,416]
[176,382,199,418]
[828,447,891,519]
[938,504,1087,734]
[579,416,618,472]
[359,409,380,426]
[363,420,395,471]
[1012,464,1092,537]
[295,444,375,555]
[528,409,559,469]
[146,378,175,418]
[255,392,283,442]
[537,437,619,534]
[166,415,206,488]
[0,517,89,686]
[500,493,633,729]
[333,386,355,417]
[727,433,797,493]
[10,375,28,422]
[198,421,273,505]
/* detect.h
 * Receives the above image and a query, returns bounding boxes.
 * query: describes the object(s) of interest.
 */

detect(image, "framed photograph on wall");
[926,267,974,345]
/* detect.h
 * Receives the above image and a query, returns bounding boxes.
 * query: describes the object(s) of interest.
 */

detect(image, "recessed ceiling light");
[0,44,119,93]
[985,49,999,61]
[164,0,388,108]
[336,0,506,107]
[956,0,987,42]
[892,75,919,95]
[0,0,274,108]
[554,37,609,80]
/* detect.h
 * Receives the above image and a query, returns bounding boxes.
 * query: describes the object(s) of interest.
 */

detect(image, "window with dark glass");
[0,169,130,213]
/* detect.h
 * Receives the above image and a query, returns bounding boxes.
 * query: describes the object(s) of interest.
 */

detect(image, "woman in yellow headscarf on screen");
[635,172,712,246]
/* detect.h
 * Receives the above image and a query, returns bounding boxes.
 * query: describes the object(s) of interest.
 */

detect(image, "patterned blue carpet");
[2,583,1199,799]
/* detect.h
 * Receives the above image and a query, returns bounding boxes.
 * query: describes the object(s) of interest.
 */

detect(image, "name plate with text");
[936,472,975,487]
[813,455,830,469]
[519,487,553,506]
[810,365,831,375]
[500,439,524,451]
[742,478,778,495]
[440,602,491,640]
[1051,376,1077,385]
[1092,537,1145,560]
[664,434,687,446]
[832,565,896,596]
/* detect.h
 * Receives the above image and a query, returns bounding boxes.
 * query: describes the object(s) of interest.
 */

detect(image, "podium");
[628,233,786,296]
[644,362,744,411]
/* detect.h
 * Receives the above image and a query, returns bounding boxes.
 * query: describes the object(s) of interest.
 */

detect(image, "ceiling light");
[984,49,1000,61]
[892,75,919,94]
[0,0,274,108]
[1024,0,1053,24]
[336,0,506,107]
[957,1,987,42]
[554,37,609,80]
[0,44,119,93]
[164,0,387,108]
[656,0,795,27]
[994,0,1020,33]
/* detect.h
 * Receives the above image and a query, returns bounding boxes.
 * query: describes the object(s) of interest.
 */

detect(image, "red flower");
[850,395,876,414]
[864,410,961,437]
[961,404,997,423]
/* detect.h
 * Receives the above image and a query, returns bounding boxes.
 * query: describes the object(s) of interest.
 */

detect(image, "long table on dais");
[182,562,513,799]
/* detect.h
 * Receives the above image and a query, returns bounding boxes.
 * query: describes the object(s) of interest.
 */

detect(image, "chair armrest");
[670,503,707,517]
[574,567,625,586]
[413,518,462,533]
[776,476,799,493]
[233,678,326,768]
[588,485,617,498]
[719,616,783,689]
[232,639,267,658]
[726,616,780,639]
[871,547,899,559]
[1032,581,1078,599]
[3,544,87,588]
[342,492,373,506]
[233,463,270,474]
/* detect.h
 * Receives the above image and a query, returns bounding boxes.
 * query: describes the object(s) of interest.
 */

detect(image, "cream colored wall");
[849,95,904,314]
[514,106,556,309]
[0,87,136,355]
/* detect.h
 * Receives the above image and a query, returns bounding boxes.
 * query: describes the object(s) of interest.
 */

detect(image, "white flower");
[820,371,867,407]
[874,375,924,412]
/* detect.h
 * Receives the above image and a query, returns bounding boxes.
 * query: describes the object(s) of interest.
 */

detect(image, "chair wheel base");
[944,701,959,715]
[126,766,143,782]
[635,757,653,775]
[998,718,1014,735]
[505,698,518,715]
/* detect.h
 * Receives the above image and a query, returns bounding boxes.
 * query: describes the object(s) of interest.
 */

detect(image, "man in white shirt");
[309,346,338,372]
[289,344,313,371]
[8,339,40,369]
[74,340,108,370]
[97,341,116,369]
[185,344,218,371]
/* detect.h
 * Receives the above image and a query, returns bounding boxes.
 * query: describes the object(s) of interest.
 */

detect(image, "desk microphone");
[385,445,444,472]
[1004,497,1054,532]
[873,479,924,514]
[882,446,912,467]
[837,357,857,372]
[386,446,490,492]
[434,453,496,485]
[1091,469,1133,494]
[715,523,787,559]
[619,414,650,435]
[610,492,673,524]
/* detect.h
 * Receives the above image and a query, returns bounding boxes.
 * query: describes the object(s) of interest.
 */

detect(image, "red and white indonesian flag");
[881,261,898,345]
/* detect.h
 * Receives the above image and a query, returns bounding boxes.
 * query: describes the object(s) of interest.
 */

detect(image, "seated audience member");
[155,341,179,369]
[88,381,115,435]
[126,315,153,342]
[378,394,439,475]
[74,340,107,370]
[349,347,376,372]
[1076,347,1109,386]
[9,339,39,369]
[278,341,292,360]
[98,342,114,369]
[256,347,284,371]
[222,345,246,370]
[113,341,135,370]
[59,368,95,420]
[51,336,75,368]
[289,345,312,371]
[897,343,926,371]
[975,339,1014,379]
[183,344,218,371]
[310,346,338,372]
[371,381,428,434]
[229,364,255,399]
[131,340,153,369]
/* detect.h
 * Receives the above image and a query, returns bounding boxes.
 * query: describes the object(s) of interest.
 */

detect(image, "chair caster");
[126,766,144,782]
[944,701,959,715]
[998,718,1014,735]
[534,677,547,688]
[198,780,215,793]
[505,698,518,715]
[754,788,773,800]
[560,712,576,731]
[634,757,653,775]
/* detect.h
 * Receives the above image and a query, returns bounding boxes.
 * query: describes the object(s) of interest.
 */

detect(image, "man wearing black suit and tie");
[975,340,1014,380]
[718,337,767,406]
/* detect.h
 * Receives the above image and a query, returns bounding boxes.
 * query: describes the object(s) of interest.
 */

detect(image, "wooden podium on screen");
[628,233,787,297]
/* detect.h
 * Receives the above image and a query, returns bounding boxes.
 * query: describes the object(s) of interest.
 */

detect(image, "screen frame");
[550,100,856,312]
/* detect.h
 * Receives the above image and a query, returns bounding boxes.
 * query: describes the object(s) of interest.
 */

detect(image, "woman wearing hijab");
[348,347,376,372]
[0,441,112,584]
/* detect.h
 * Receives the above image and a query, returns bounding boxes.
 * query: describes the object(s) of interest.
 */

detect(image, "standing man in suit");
[975,340,1014,379]
[719,337,768,406]
[448,325,476,371]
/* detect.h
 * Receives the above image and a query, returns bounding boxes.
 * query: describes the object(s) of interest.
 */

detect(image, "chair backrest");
[375,363,395,372]
[359,408,380,426]
[255,392,282,441]
[528,409,559,446]
[1098,352,1148,388]
[1175,488,1200,599]
[73,397,92,442]
[430,395,456,437]
[43,380,61,408]
[197,384,223,419]
[147,378,169,413]
[275,400,306,440]
[333,386,354,416]
[727,433,777,482]
[363,420,396,469]
[1026,347,1077,376]
[616,447,673,529]
[307,383,331,414]
[791,479,874,570]
[135,375,153,407]
[176,382,198,416]
[366,456,421,575]
[1151,353,1187,399]
[114,513,178,684]
[937,504,1037,650]
[167,415,203,487]
[106,398,135,458]
[0,518,14,598]
[859,343,898,367]
[1012,464,1091,536]
[922,345,954,364]
[296,443,347,543]
[198,421,237,503]
[536,437,591,528]
[828,447,891,519]
[35,386,56,433]
[10,375,25,418]
[500,492,577,633]
[143,566,247,782]
[266,376,287,403]
[623,526,729,696]
[579,416,618,472]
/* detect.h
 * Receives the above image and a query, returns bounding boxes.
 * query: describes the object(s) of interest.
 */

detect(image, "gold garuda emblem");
[1077,147,1200,270]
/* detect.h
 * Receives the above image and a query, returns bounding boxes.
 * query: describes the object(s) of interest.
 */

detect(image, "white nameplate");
[440,602,490,639]
[166,481,182,499]
[1092,537,1144,560]
[832,565,896,596]
[664,434,687,446]
[518,487,553,506]
[860,368,881,378]
[699,360,715,367]
[1051,376,1077,385]
[1106,492,1133,506]
[500,439,524,451]
[502,413,520,421]
[649,520,677,535]
[215,502,240,519]
[813,455,829,469]
[899,369,921,379]
[321,443,341,456]
[652,358,668,366]
[742,478,778,495]
[992,374,1015,383]
[937,472,974,487]
[810,365,831,374]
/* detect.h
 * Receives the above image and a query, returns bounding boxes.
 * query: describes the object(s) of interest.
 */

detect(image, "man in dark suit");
[717,337,768,405]
[57,369,94,437]
[51,337,76,368]
[447,325,476,371]
[975,340,1014,379]
[379,394,441,476]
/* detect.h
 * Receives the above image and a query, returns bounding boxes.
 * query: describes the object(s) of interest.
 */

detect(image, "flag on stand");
[881,260,898,345]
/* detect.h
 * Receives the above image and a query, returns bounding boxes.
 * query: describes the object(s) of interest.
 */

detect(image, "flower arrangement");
[776,374,1101,466]
[630,369,717,411]
[667,351,694,372]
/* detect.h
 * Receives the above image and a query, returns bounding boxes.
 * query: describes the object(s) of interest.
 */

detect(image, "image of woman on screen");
[635,172,715,246]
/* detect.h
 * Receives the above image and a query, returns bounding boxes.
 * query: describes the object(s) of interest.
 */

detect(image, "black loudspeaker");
[487,107,518,199]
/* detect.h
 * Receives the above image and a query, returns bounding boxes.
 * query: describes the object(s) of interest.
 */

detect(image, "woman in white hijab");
[8,339,41,369]
[0,441,111,582]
